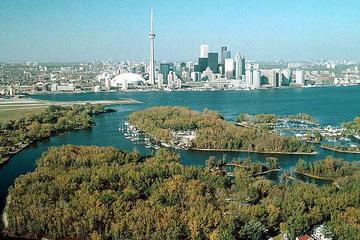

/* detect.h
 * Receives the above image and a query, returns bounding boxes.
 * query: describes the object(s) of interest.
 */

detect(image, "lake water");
[1,86,360,213]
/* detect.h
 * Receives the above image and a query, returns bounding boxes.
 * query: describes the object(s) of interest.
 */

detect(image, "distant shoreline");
[190,148,317,155]
[321,145,360,154]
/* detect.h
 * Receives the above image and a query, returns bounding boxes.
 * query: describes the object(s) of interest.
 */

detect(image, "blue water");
[1,86,360,213]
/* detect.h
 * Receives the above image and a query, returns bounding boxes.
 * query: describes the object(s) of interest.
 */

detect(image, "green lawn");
[0,107,46,121]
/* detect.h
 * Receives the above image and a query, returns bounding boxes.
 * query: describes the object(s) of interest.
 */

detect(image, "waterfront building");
[225,58,234,79]
[110,73,145,88]
[221,46,231,65]
[202,67,213,81]
[295,70,305,85]
[105,78,110,91]
[198,58,208,72]
[93,85,101,92]
[157,73,163,89]
[208,52,219,73]
[200,44,209,58]
[252,69,261,89]
[191,72,200,81]
[148,9,156,85]
[160,63,173,81]
[50,83,58,92]
[282,69,291,82]
[235,50,243,80]
[241,55,246,78]
[268,69,277,87]
[245,69,253,88]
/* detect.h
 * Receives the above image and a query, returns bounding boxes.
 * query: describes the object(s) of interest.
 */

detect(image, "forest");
[295,155,360,179]
[128,106,315,154]
[343,116,360,135]
[0,104,114,164]
[4,145,360,239]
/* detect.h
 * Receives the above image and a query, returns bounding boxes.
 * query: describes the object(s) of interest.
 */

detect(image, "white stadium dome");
[110,73,145,87]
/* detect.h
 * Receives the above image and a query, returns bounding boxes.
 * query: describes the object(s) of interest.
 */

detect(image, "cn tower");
[149,8,155,85]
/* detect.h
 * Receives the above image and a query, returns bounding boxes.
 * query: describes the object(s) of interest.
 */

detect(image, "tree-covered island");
[128,106,316,154]
[0,104,115,165]
[3,145,360,239]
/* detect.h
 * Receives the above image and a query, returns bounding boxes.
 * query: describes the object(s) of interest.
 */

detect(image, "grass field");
[0,107,46,121]
[0,98,140,121]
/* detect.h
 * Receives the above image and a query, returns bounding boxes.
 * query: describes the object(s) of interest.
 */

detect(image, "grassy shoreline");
[191,148,318,155]
[295,170,335,181]
[0,98,141,121]
[321,145,360,154]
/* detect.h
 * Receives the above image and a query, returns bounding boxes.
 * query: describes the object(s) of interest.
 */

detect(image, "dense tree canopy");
[296,155,360,179]
[5,145,360,239]
[0,104,114,164]
[129,107,315,154]
[343,116,360,135]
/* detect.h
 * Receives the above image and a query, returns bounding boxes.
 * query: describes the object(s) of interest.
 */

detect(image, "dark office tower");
[194,64,200,72]
[198,58,208,72]
[221,46,227,65]
[208,52,218,73]
[160,63,173,80]
[241,55,246,75]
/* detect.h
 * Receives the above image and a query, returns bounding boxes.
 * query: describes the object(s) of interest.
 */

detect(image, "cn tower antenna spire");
[151,8,154,32]
[149,8,156,85]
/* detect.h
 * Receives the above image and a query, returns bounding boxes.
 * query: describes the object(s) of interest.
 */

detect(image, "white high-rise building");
[148,9,156,85]
[225,58,234,79]
[235,51,241,80]
[200,44,209,58]
[105,78,110,91]
[295,70,305,86]
[252,70,261,89]
[157,73,163,89]
[245,69,253,88]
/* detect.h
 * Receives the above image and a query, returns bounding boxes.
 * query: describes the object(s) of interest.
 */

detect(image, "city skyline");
[1,0,360,62]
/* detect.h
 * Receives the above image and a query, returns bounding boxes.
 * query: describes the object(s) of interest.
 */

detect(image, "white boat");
[354,135,360,140]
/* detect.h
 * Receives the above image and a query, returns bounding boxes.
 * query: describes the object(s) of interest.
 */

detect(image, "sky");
[1,0,360,62]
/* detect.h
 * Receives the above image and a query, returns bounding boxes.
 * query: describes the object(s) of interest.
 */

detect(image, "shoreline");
[190,148,317,155]
[321,145,360,154]
[295,170,335,181]
[0,142,31,167]
[2,194,10,229]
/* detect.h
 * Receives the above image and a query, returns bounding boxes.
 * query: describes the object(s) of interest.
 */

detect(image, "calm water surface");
[1,86,360,212]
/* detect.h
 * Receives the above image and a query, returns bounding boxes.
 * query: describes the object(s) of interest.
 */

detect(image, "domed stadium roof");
[110,73,145,87]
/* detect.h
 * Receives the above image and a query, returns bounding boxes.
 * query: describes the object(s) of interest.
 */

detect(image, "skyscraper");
[295,70,305,85]
[225,58,234,79]
[221,46,231,65]
[198,57,208,72]
[149,9,155,85]
[241,55,246,76]
[160,63,174,81]
[235,50,241,80]
[200,44,209,58]
[245,69,253,88]
[208,52,218,73]
[252,69,261,89]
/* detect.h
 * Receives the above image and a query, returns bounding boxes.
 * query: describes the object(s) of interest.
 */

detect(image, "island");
[128,106,316,154]
[295,155,360,180]
[0,104,115,165]
[342,116,360,139]
[321,144,360,154]
[3,145,360,239]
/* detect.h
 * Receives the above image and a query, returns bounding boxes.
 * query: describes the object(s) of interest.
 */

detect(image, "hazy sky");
[1,0,360,62]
